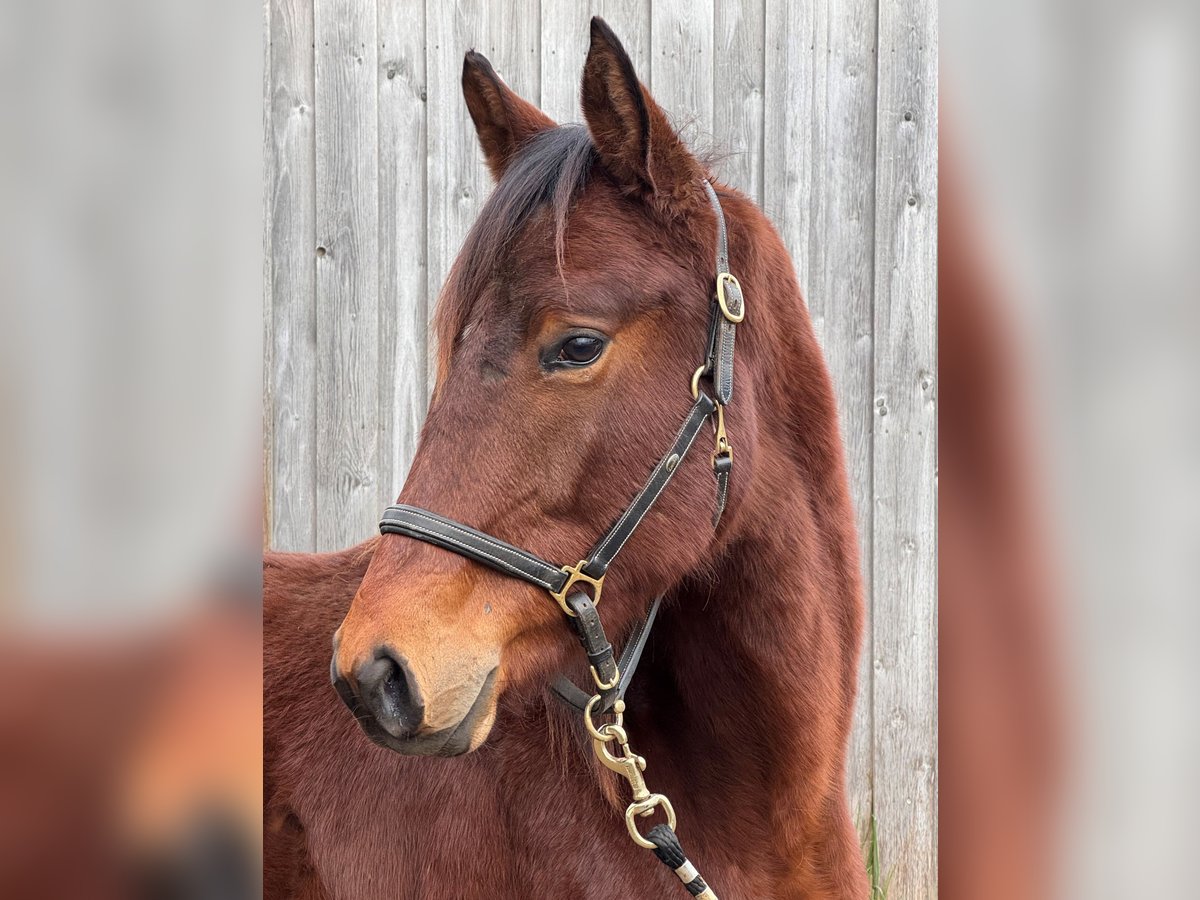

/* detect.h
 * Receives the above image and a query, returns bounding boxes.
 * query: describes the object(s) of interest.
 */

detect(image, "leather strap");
[563,592,618,705]
[712,454,732,527]
[379,505,569,594]
[581,393,715,579]
[380,393,715,597]
[551,595,663,713]
[703,180,742,406]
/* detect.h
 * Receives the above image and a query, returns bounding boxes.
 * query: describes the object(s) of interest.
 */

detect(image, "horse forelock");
[433,126,597,381]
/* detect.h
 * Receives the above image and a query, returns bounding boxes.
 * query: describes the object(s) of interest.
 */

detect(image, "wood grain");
[649,0,714,145]
[266,0,316,551]
[314,0,380,548]
[714,0,764,203]
[377,0,428,506]
[871,0,938,893]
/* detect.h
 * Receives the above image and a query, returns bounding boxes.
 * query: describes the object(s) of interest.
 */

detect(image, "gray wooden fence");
[264,0,936,894]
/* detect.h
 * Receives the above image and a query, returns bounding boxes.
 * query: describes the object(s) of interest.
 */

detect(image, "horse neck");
[628,216,864,815]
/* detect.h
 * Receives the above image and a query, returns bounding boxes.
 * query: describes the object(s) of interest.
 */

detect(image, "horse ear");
[462,50,556,181]
[581,17,702,204]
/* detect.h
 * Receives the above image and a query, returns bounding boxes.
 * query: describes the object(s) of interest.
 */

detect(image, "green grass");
[861,812,893,900]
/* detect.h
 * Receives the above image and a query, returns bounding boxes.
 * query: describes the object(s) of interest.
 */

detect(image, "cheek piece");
[375,181,741,899]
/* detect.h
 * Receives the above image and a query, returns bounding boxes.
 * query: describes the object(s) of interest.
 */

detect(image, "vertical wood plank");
[649,0,714,143]
[872,0,938,892]
[425,0,541,391]
[714,0,764,203]
[266,0,316,551]
[763,0,880,832]
[540,1,651,124]
[314,0,380,549]
[377,0,428,506]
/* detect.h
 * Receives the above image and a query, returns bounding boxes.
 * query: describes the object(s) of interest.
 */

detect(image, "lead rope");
[582,695,718,899]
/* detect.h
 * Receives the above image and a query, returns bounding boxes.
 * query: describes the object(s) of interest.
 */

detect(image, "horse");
[265,18,868,899]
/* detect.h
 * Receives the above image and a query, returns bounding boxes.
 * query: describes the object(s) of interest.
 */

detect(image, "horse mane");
[434,125,598,358]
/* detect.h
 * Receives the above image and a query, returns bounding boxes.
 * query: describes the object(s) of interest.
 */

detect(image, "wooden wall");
[264,0,936,893]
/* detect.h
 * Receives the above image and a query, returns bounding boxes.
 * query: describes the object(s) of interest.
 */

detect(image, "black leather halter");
[377,181,739,898]
[378,181,742,713]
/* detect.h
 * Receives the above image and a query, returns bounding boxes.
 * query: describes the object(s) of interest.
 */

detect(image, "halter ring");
[549,561,604,617]
[626,795,678,849]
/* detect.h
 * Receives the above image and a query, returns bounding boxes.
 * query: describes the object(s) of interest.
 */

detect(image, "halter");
[377,181,740,899]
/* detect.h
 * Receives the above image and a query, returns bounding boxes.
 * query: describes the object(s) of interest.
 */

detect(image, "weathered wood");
[649,0,714,143]
[314,0,380,549]
[540,1,651,123]
[871,0,938,893]
[425,0,541,391]
[377,0,428,507]
[714,0,764,203]
[763,0,881,840]
[266,0,317,552]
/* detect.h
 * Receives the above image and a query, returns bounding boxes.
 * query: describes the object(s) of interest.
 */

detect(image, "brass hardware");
[690,364,707,400]
[584,695,625,742]
[590,663,621,691]
[716,272,744,323]
[587,694,680,850]
[549,560,604,617]
[712,403,733,465]
[625,794,677,849]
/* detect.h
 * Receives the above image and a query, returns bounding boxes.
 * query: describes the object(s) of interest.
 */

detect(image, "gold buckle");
[590,664,621,691]
[549,560,604,617]
[716,272,744,323]
[712,403,733,465]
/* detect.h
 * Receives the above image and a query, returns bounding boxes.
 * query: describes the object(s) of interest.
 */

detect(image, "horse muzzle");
[330,636,498,757]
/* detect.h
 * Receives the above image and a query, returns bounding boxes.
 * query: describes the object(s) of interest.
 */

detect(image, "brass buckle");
[549,560,604,617]
[716,272,744,323]
[712,403,733,465]
[590,663,621,691]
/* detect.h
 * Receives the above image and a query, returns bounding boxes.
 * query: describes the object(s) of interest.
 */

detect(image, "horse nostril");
[354,647,424,740]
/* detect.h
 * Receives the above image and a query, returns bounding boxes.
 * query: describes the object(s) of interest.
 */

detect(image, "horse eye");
[555,335,605,367]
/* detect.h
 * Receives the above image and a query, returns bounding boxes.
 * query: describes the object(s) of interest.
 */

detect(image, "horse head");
[330,19,787,757]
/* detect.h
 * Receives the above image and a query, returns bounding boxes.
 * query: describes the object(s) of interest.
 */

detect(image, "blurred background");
[942,0,1199,897]
[0,0,1196,897]
[0,0,263,896]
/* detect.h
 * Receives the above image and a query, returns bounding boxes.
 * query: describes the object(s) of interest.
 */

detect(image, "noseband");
[377,181,740,899]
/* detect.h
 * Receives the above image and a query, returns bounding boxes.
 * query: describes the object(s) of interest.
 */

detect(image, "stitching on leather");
[714,471,729,526]
[592,400,709,562]
[389,524,554,590]
[719,325,735,399]
[382,509,559,590]
[601,406,707,565]
[395,508,549,572]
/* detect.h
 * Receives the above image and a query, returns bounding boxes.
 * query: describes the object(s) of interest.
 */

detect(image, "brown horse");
[265,19,867,899]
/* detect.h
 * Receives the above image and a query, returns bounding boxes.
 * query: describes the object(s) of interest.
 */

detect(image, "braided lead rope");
[583,698,719,898]
[647,824,718,899]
